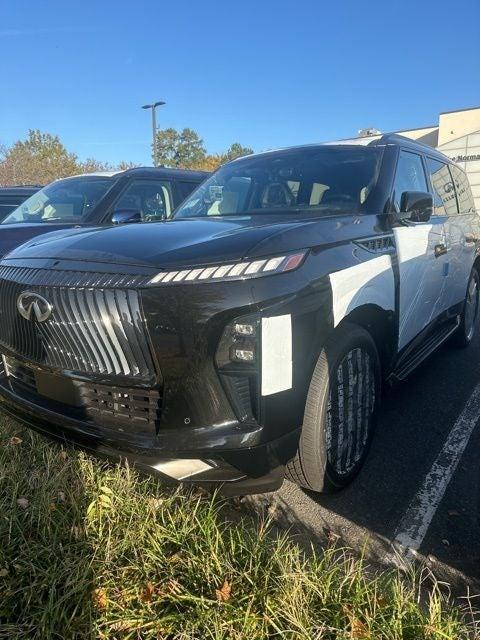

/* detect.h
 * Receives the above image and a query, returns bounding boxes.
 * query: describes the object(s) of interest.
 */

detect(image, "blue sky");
[1,0,479,165]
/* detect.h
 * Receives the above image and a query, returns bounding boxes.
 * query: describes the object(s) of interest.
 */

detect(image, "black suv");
[0,134,477,495]
[0,185,42,222]
[0,167,209,259]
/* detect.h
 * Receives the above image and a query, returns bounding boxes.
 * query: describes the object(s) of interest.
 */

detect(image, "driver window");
[392,151,428,213]
[112,180,173,222]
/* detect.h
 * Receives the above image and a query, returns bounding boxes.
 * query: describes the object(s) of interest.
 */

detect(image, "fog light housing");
[233,322,256,337]
[230,347,256,362]
[216,314,261,422]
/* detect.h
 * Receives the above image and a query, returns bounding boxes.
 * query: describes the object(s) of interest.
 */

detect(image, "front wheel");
[286,323,381,493]
[451,267,480,348]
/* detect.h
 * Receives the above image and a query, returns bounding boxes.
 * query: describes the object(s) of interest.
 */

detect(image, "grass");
[0,417,477,639]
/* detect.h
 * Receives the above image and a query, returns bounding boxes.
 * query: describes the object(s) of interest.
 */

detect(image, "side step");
[391,319,460,382]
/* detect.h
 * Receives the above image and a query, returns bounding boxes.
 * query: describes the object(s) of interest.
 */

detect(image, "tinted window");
[0,196,25,219]
[425,157,457,216]
[176,181,201,203]
[391,151,427,212]
[174,146,384,219]
[112,179,174,221]
[450,164,475,213]
[2,178,112,224]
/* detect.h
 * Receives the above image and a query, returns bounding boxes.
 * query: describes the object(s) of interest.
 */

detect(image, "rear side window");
[450,164,475,213]
[425,158,457,216]
[391,151,428,213]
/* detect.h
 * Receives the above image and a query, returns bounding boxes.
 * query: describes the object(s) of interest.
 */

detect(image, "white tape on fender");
[261,314,292,396]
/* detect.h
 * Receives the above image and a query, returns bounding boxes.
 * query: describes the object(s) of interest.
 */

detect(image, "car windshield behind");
[174,146,383,219]
[1,177,113,224]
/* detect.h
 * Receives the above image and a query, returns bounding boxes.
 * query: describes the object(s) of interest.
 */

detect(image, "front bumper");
[0,369,299,495]
[0,257,331,495]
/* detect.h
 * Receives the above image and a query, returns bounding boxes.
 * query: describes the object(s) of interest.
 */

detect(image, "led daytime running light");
[149,251,307,285]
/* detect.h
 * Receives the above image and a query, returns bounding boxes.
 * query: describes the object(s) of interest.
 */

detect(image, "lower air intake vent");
[1,355,162,435]
[80,384,161,433]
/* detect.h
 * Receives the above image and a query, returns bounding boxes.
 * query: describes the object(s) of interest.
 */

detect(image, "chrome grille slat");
[85,288,121,374]
[0,267,155,381]
[67,288,106,374]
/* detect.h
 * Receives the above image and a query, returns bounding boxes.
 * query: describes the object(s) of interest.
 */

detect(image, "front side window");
[425,158,457,216]
[450,164,475,213]
[1,178,113,225]
[112,179,173,221]
[174,146,384,219]
[391,151,428,213]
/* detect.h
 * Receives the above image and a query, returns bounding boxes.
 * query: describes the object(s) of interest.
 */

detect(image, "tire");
[451,267,480,348]
[286,323,381,493]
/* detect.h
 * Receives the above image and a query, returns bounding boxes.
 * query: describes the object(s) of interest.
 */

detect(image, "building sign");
[448,154,480,163]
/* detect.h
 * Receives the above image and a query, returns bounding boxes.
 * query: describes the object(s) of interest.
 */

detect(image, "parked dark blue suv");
[0,167,208,259]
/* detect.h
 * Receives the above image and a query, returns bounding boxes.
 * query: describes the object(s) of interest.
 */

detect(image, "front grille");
[0,266,155,382]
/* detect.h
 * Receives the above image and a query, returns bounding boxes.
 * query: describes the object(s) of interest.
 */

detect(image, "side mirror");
[111,209,142,225]
[398,191,433,223]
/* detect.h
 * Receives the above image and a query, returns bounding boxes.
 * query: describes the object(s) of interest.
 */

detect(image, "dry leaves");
[215,579,232,603]
[140,581,155,603]
[16,497,29,509]
[342,605,369,639]
[91,587,108,610]
[70,525,83,540]
[148,497,164,510]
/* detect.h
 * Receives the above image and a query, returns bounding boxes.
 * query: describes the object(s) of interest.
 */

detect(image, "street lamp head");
[141,101,166,109]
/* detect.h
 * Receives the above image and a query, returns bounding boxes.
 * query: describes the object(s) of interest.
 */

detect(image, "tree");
[222,142,254,163]
[0,129,79,185]
[154,128,206,168]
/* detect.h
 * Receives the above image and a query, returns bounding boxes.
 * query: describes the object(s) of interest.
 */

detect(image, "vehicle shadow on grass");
[249,334,480,594]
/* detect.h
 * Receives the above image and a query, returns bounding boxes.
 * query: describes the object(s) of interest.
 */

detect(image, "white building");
[394,106,480,212]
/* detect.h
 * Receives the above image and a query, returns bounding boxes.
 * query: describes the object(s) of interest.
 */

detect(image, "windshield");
[1,177,113,225]
[174,146,383,219]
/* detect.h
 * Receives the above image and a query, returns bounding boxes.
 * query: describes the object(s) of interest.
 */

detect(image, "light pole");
[142,100,166,166]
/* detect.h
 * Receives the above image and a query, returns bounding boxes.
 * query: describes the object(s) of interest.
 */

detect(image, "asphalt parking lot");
[250,332,480,592]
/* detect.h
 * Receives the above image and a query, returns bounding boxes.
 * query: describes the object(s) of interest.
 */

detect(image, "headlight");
[148,251,307,285]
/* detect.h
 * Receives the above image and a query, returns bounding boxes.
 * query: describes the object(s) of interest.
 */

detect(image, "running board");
[391,319,460,382]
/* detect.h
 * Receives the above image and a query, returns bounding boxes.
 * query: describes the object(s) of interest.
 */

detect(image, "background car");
[0,185,43,221]
[0,167,209,259]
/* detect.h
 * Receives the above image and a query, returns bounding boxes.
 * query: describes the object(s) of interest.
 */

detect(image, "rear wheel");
[286,323,381,493]
[451,267,480,348]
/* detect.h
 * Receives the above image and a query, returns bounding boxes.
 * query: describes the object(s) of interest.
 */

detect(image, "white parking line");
[393,381,480,561]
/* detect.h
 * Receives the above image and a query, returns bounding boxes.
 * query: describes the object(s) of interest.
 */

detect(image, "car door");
[391,150,449,350]
[440,161,478,311]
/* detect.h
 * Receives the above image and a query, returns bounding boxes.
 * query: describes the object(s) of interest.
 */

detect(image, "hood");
[3,216,327,269]
[0,222,84,260]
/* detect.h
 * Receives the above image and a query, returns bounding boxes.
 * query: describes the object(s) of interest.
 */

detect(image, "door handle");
[434,243,447,257]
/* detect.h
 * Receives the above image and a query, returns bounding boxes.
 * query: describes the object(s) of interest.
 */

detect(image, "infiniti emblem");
[17,291,53,323]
